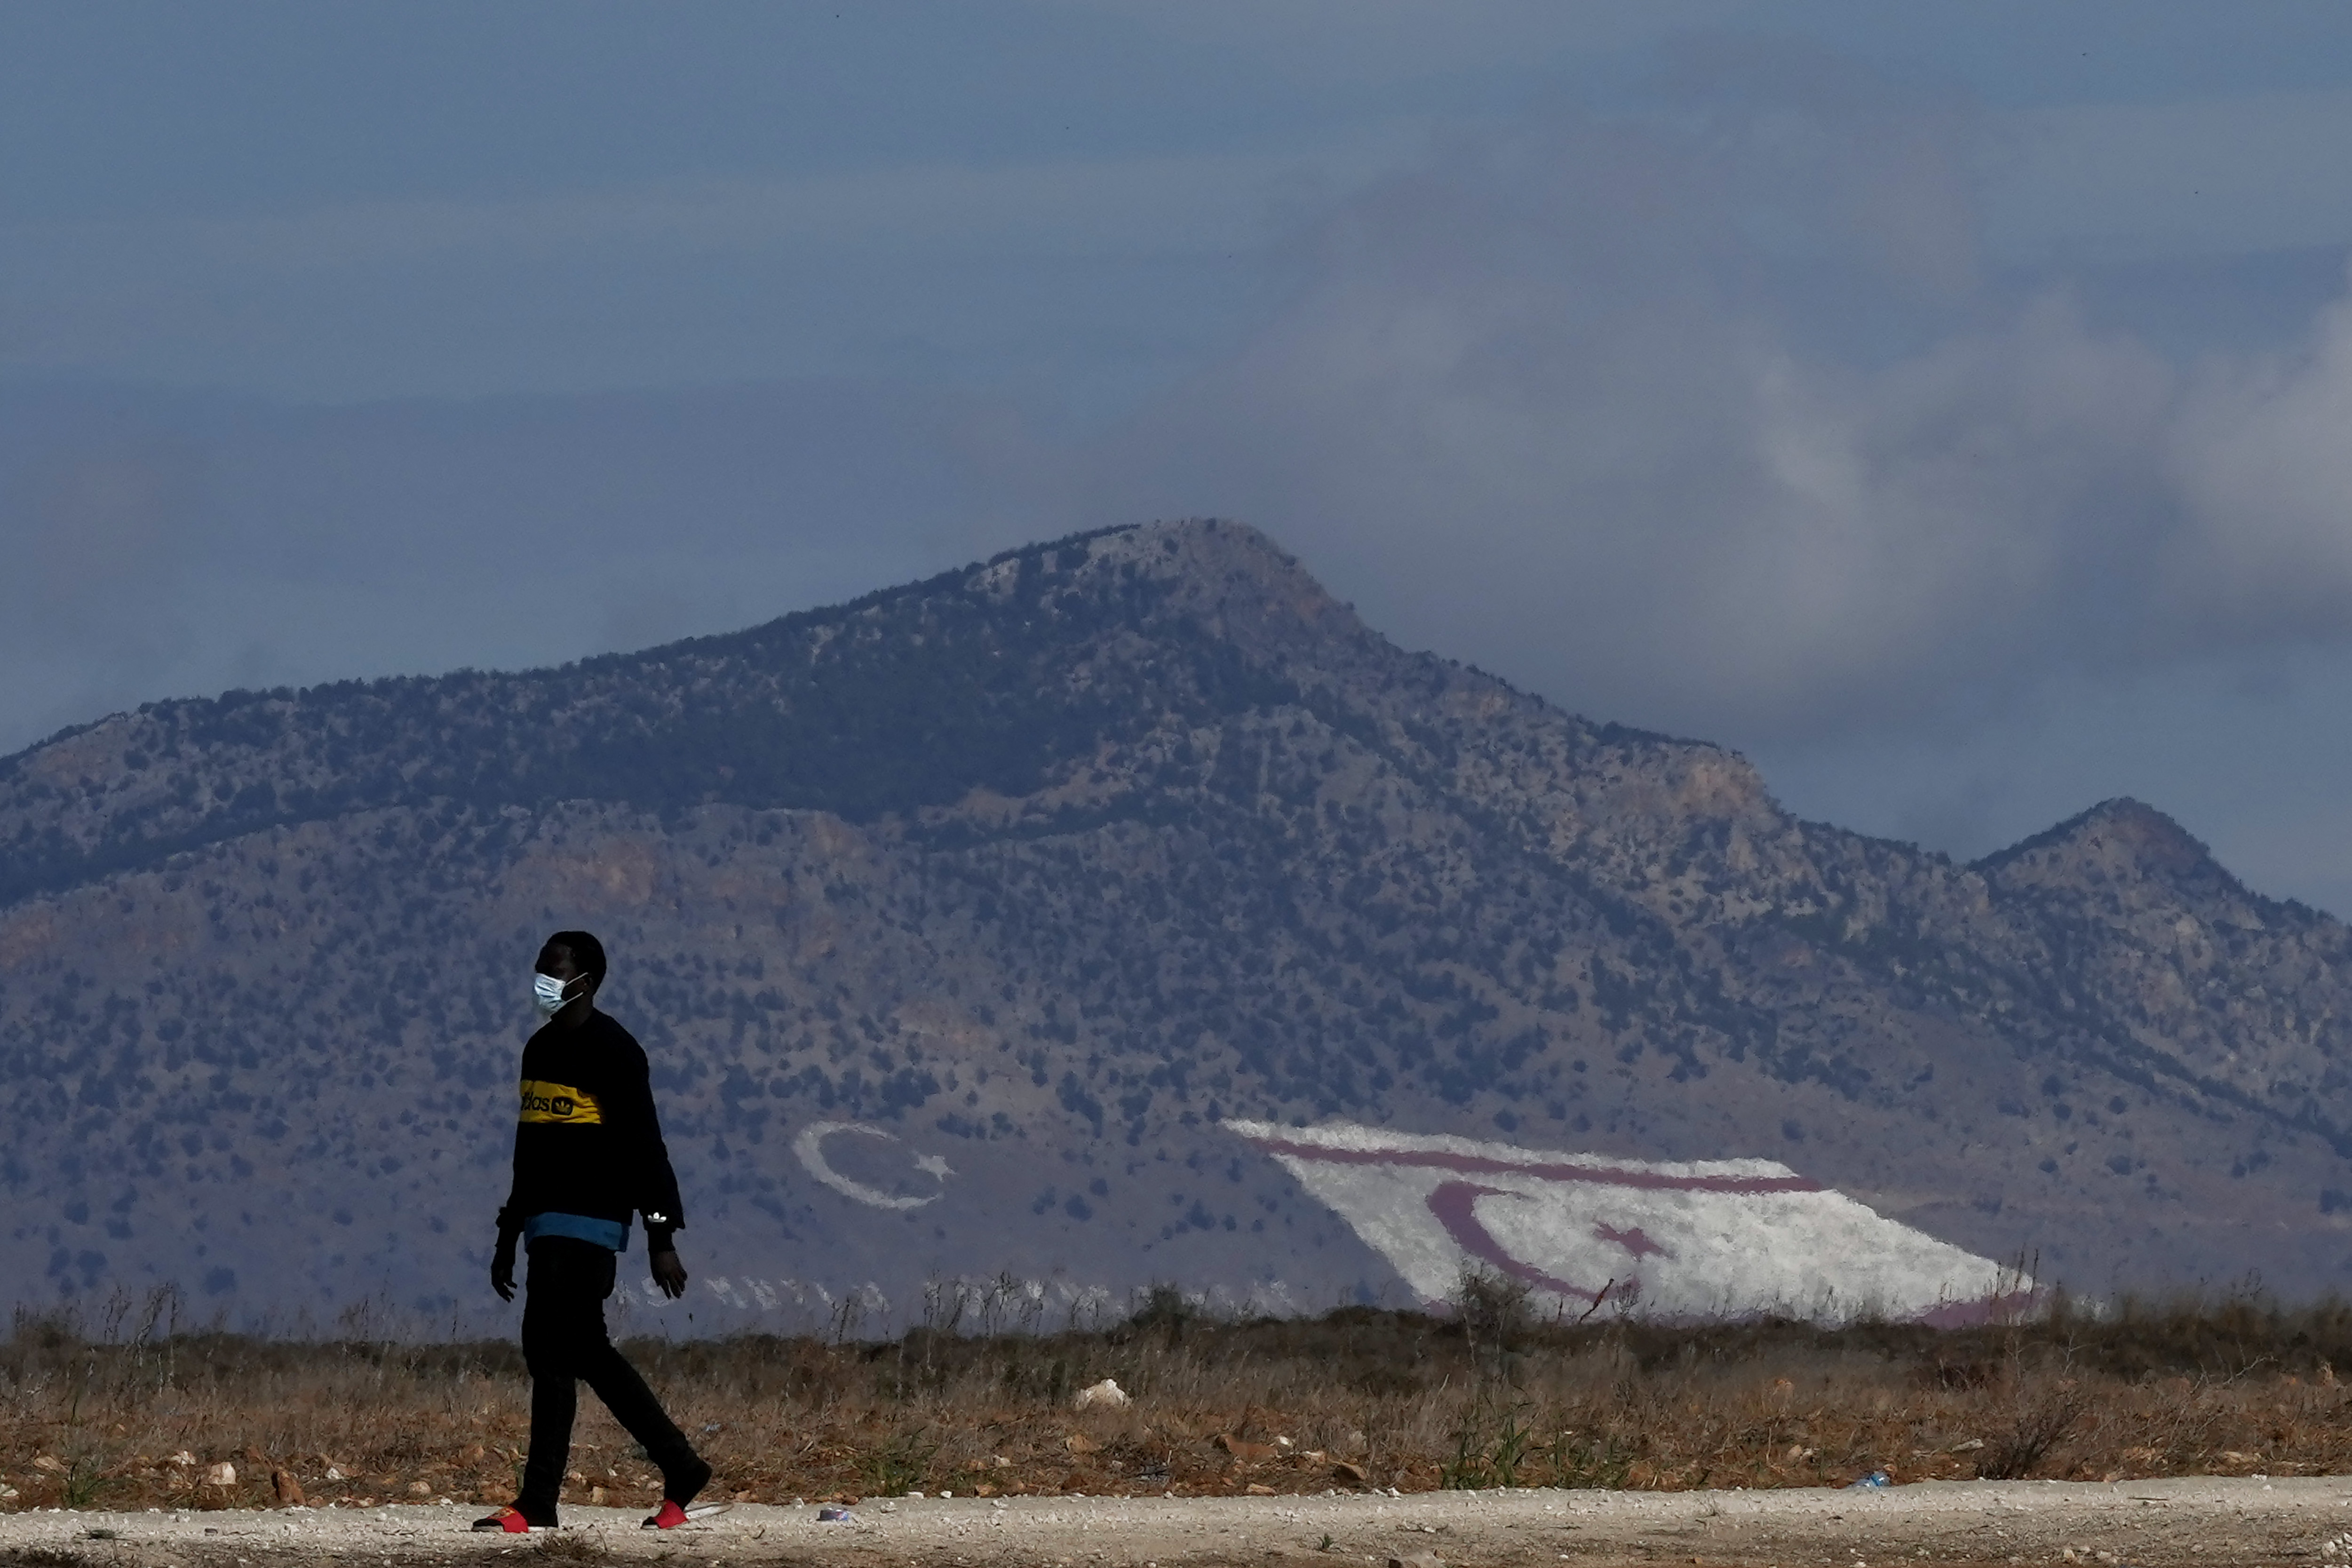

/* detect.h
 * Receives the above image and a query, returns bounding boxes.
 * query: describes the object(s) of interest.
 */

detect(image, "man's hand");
[651,1248,689,1300]
[491,1234,517,1302]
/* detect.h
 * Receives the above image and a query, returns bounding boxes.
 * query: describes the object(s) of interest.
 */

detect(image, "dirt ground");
[2,1476,2349,1568]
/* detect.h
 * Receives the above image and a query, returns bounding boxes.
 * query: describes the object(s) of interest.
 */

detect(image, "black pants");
[518,1237,700,1518]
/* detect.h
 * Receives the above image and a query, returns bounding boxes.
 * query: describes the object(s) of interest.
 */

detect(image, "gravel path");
[4,1477,2349,1567]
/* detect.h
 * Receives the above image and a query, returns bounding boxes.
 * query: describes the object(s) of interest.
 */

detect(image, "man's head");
[534,930,607,1022]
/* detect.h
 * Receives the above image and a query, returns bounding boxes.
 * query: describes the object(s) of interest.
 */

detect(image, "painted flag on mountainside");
[1228,1121,2023,1323]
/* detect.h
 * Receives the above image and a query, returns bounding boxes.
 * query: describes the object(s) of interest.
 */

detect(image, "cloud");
[2166,279,2352,639]
[1080,65,2352,748]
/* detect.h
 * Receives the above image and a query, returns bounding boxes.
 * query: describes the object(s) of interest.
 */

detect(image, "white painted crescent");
[793,1121,952,1210]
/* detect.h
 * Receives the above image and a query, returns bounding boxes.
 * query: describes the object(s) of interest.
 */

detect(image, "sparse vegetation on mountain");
[1,518,2349,1315]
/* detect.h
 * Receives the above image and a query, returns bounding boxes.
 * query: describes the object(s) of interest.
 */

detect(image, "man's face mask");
[532,971,579,1018]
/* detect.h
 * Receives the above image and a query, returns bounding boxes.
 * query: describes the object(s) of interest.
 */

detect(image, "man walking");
[475,930,714,1533]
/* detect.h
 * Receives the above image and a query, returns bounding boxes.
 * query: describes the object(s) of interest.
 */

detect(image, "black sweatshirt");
[494,1010,685,1252]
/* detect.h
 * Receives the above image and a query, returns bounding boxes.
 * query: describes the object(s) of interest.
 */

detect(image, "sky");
[9,2,2352,913]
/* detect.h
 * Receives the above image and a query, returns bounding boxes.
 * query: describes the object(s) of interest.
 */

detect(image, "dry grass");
[8,1279,2352,1513]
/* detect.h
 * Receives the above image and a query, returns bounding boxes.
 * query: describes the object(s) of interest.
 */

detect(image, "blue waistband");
[524,1212,630,1252]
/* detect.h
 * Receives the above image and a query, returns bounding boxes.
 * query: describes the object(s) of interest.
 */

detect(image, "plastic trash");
[1846,1470,1891,1489]
[816,1506,854,1522]
[1073,1378,1131,1410]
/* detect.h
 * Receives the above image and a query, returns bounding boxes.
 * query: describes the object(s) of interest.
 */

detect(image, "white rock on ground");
[1072,1377,1130,1409]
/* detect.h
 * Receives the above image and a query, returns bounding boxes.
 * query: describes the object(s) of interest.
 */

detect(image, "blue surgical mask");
[532,971,576,1018]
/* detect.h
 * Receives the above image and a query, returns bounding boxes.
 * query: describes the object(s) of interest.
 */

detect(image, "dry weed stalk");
[4,1282,2352,1510]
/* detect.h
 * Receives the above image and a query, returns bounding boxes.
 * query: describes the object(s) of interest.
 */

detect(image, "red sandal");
[472,1506,546,1534]
[642,1499,731,1530]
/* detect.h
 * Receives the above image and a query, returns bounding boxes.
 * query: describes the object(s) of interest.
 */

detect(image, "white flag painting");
[1229,1121,2026,1324]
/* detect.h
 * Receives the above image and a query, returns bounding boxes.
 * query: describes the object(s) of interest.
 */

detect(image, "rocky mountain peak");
[1978,796,2231,897]
[1096,519,1364,648]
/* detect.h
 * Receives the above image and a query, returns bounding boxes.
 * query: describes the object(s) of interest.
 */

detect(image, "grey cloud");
[1081,90,2153,739]
[1078,76,2352,754]
[2165,275,2352,638]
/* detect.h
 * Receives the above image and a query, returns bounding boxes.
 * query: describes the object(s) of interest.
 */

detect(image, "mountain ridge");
[3,519,2348,1322]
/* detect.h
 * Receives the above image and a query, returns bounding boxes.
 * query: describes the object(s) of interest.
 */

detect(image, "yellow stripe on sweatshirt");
[518,1080,603,1125]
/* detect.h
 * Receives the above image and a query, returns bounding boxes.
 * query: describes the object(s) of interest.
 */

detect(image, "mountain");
[3,519,2349,1329]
